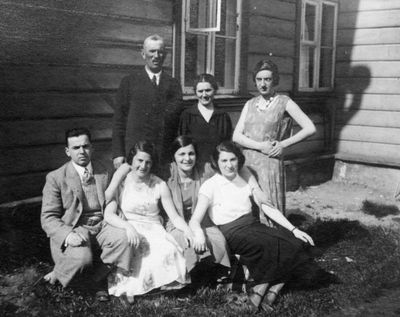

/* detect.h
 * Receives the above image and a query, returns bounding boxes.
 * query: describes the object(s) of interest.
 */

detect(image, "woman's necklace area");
[179,176,193,190]
[256,94,276,112]
[130,174,150,191]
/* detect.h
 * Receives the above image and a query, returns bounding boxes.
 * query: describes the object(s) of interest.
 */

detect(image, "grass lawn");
[1,204,400,316]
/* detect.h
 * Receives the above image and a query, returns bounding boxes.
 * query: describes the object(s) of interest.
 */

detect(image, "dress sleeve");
[222,112,233,140]
[198,178,214,202]
[178,110,190,136]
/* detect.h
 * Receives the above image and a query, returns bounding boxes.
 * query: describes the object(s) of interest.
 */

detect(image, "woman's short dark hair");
[193,73,219,92]
[211,141,245,173]
[252,59,280,86]
[170,135,198,162]
[126,140,158,172]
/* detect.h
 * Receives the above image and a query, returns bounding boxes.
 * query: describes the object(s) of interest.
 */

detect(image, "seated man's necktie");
[82,168,94,185]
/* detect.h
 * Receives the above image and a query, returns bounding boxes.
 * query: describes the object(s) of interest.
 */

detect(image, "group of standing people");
[41,34,318,312]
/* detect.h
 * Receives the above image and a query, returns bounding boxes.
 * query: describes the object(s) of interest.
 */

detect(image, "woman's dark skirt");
[219,213,313,285]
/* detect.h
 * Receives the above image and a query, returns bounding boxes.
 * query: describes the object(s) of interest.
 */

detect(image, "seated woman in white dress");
[104,140,194,304]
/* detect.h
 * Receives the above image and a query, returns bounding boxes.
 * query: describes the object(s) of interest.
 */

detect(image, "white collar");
[71,161,93,182]
[145,66,162,84]
[214,173,243,186]
[197,103,214,123]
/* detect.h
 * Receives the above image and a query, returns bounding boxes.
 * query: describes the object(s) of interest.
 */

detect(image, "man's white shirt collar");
[145,66,162,85]
[71,161,93,183]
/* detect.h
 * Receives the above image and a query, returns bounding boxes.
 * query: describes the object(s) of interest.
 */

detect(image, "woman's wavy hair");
[210,141,245,173]
[126,140,158,172]
[170,135,198,163]
[252,59,280,86]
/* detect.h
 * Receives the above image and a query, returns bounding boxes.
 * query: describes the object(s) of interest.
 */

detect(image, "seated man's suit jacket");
[41,160,110,251]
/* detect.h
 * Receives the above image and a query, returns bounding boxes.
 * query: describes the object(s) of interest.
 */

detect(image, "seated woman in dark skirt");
[189,141,315,312]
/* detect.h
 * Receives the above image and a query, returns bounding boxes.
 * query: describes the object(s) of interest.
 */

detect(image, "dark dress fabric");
[219,213,312,285]
[178,104,232,163]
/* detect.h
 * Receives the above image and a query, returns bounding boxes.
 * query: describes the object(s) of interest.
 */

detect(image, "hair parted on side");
[126,140,158,172]
[210,141,245,173]
[170,135,198,162]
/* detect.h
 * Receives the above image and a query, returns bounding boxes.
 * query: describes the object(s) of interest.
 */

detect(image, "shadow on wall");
[334,65,371,153]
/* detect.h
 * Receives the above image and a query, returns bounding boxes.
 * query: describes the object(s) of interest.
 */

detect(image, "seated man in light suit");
[41,127,132,300]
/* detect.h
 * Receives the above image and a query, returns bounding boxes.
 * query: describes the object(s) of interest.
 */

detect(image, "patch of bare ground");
[287,180,400,317]
[287,180,400,229]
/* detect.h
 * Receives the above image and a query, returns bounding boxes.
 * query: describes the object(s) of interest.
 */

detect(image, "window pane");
[319,47,333,87]
[299,45,315,88]
[188,0,216,29]
[321,3,335,46]
[304,3,316,41]
[184,33,208,87]
[215,36,236,89]
[217,0,237,37]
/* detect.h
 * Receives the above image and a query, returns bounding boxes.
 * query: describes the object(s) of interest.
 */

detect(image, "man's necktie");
[152,74,157,88]
[82,168,93,185]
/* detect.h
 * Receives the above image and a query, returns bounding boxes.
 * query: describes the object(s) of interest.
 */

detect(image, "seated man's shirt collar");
[71,161,93,183]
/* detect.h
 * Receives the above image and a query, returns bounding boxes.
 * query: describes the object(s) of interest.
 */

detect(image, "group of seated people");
[41,126,318,313]
[41,61,320,312]
[103,136,317,312]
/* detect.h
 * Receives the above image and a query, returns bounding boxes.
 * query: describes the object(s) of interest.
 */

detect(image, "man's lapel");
[65,161,84,203]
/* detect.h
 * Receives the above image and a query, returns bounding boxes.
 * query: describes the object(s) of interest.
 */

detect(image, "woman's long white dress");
[108,174,190,298]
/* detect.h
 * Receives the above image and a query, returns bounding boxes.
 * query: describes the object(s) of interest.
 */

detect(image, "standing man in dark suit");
[112,34,183,169]
[41,128,132,300]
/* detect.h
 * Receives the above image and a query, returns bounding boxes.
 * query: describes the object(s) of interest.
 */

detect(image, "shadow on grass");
[0,203,51,273]
[361,200,400,218]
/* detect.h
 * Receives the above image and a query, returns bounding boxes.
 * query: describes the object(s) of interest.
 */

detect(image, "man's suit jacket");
[112,68,183,161]
[41,160,110,250]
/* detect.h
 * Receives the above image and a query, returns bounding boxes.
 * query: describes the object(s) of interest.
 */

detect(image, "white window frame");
[180,0,242,95]
[299,0,338,92]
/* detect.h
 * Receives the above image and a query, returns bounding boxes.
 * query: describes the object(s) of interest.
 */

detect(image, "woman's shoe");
[264,289,279,306]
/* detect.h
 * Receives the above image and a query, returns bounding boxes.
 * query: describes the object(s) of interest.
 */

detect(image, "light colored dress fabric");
[108,174,190,298]
[242,94,289,217]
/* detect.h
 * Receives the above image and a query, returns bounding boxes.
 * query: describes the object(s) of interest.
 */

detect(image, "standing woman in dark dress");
[178,74,232,164]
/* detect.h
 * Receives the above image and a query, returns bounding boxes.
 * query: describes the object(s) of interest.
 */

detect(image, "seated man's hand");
[65,231,87,247]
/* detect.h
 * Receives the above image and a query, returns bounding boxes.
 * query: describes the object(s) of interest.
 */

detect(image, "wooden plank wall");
[243,0,331,160]
[334,0,400,167]
[0,0,175,203]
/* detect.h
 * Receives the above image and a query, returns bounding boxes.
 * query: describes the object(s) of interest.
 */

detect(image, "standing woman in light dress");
[233,60,316,219]
[104,141,194,304]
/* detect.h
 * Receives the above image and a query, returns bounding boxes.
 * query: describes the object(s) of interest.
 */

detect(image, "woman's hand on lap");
[193,231,207,253]
[124,224,141,248]
[268,141,283,157]
[260,140,273,154]
[293,228,315,246]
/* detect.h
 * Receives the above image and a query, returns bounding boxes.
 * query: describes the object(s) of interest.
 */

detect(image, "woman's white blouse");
[199,173,252,225]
